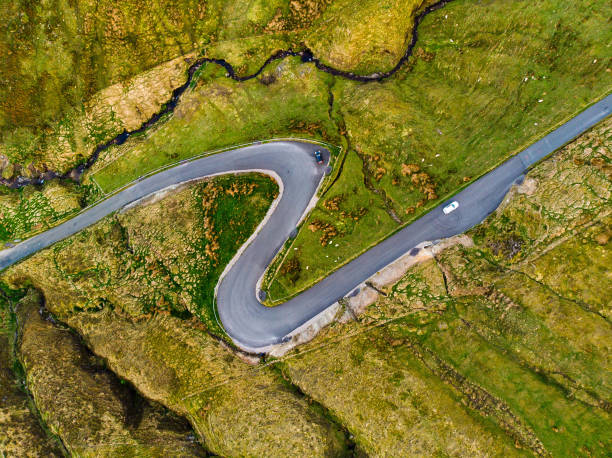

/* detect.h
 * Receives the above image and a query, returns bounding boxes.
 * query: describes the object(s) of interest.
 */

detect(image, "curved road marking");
[1,95,610,352]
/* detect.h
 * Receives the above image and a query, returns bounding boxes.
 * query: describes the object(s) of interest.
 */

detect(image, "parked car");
[314,150,324,164]
[443,201,459,215]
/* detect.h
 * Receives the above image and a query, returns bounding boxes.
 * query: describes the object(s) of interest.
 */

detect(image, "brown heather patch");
[401,163,421,175]
[594,230,611,246]
[374,166,386,181]
[264,8,286,33]
[323,195,343,211]
[308,219,340,246]
[414,47,435,62]
[402,163,438,201]
[226,180,257,197]
[279,257,302,285]
[340,207,367,221]
[323,193,367,220]
[265,0,335,33]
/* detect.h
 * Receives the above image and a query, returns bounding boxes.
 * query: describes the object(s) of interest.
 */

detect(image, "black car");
[314,150,324,164]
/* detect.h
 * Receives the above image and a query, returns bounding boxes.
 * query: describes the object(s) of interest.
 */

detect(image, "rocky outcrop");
[14,290,206,457]
[67,308,349,457]
[0,304,63,456]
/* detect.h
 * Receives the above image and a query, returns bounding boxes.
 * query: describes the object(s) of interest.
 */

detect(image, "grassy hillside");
[52,0,611,301]
[88,59,339,191]
[0,293,64,455]
[14,289,206,456]
[1,106,609,456]
[0,1,611,454]
[0,174,350,456]
[3,0,610,282]
[0,0,210,168]
[280,116,612,456]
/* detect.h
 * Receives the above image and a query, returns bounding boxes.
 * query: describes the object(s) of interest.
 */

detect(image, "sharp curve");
[1,94,610,351]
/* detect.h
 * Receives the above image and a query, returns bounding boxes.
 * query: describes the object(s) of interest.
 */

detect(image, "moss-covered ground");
[0,292,64,455]
[0,180,98,248]
[13,289,208,456]
[0,1,611,454]
[1,0,206,170]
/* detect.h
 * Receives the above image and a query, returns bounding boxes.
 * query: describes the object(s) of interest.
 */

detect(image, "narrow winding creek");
[0,0,453,189]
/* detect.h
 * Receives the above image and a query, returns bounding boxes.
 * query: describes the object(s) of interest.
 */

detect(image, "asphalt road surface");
[1,94,610,350]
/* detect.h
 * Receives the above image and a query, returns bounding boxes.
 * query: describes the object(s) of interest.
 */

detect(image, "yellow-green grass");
[89,59,339,192]
[1,108,610,455]
[1,0,354,171]
[265,0,612,299]
[21,0,612,310]
[304,0,437,75]
[0,180,92,247]
[2,174,278,335]
[282,323,528,457]
[264,149,399,302]
[1,0,215,164]
[0,0,340,170]
[418,309,612,456]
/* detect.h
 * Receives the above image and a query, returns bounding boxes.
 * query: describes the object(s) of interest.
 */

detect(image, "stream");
[0,0,452,190]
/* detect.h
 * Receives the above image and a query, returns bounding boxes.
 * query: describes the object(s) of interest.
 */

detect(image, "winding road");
[1,94,611,351]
